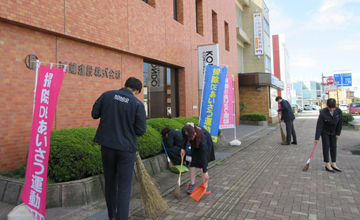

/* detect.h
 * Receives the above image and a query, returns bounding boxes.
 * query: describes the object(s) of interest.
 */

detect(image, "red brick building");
[0,0,239,171]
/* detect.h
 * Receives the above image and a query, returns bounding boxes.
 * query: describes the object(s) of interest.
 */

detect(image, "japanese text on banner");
[219,76,234,129]
[199,65,227,142]
[21,66,65,220]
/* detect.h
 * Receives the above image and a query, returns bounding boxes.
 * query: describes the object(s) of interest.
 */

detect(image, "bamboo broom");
[174,156,184,198]
[278,115,287,143]
[135,152,170,218]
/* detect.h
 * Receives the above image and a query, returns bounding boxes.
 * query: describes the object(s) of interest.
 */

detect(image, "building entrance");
[143,62,179,118]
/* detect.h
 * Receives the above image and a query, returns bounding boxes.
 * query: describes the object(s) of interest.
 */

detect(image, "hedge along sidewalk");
[4,123,275,220]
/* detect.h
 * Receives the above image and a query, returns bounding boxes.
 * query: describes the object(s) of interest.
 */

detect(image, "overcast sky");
[266,0,360,97]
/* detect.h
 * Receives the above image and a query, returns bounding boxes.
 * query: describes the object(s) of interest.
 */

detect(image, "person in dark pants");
[276,96,297,145]
[180,123,215,194]
[160,127,183,165]
[91,77,146,220]
[315,98,343,173]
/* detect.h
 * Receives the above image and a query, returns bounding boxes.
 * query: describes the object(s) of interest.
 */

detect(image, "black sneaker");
[291,142,297,145]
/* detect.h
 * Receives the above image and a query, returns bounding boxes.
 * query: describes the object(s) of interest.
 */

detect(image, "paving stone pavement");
[130,111,360,220]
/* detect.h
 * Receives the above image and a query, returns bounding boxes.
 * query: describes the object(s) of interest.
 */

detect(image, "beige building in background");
[329,88,355,105]
[235,0,284,123]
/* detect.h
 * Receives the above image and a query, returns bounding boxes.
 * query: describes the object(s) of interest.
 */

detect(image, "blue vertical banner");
[199,64,228,142]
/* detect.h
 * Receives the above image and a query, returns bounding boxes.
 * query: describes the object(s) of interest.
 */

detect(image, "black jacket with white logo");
[315,107,343,140]
[92,88,146,152]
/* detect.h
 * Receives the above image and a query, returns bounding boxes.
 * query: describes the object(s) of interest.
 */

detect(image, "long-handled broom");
[278,115,286,143]
[303,144,317,171]
[174,156,184,198]
[135,152,170,218]
[162,140,174,168]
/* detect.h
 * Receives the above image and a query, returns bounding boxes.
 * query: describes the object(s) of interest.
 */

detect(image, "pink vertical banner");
[21,65,65,220]
[219,76,234,129]
[286,84,291,101]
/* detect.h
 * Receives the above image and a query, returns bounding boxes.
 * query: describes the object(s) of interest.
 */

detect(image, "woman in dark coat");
[160,127,183,165]
[315,98,343,173]
[180,123,215,194]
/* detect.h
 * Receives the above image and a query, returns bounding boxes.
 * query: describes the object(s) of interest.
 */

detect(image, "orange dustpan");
[190,180,207,202]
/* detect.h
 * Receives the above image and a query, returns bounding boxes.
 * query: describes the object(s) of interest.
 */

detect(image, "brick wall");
[0,23,143,171]
[0,0,239,171]
[240,86,270,119]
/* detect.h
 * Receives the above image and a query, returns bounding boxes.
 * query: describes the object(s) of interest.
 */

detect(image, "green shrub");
[240,101,247,112]
[240,113,267,121]
[172,117,199,126]
[146,118,183,133]
[0,164,26,180]
[191,117,199,125]
[342,112,354,126]
[137,126,162,158]
[48,128,103,183]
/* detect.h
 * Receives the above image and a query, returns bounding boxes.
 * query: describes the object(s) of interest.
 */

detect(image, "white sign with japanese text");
[253,13,264,55]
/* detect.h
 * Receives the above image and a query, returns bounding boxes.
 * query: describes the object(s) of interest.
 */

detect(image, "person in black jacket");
[276,96,297,145]
[315,98,343,173]
[160,127,183,165]
[92,77,146,220]
[180,123,215,194]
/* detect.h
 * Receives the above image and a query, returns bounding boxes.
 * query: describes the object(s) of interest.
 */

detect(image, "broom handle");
[161,140,171,162]
[179,156,184,179]
[309,144,317,159]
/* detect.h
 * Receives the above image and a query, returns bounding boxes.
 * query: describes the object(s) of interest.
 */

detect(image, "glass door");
[143,62,178,118]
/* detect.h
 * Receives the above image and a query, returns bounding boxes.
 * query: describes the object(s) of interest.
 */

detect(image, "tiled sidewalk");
[131,112,360,220]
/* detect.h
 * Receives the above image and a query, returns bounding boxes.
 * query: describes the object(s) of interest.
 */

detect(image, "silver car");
[303,104,312,110]
[339,104,348,112]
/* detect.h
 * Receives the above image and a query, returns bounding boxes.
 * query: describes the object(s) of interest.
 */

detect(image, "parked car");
[291,104,303,113]
[349,102,360,115]
[312,105,321,110]
[298,104,304,112]
[303,104,312,110]
[339,104,348,112]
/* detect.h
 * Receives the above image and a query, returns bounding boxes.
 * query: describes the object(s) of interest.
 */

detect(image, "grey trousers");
[285,119,297,144]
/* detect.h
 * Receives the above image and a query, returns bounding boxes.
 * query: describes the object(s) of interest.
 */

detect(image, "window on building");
[264,19,270,36]
[236,7,242,28]
[195,0,203,36]
[237,45,244,73]
[265,55,271,71]
[142,0,155,8]
[173,0,183,24]
[225,21,229,51]
[212,11,218,43]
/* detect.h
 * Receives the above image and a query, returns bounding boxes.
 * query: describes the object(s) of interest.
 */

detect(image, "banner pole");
[198,62,207,125]
[230,75,241,146]
[232,76,236,140]
[32,60,40,115]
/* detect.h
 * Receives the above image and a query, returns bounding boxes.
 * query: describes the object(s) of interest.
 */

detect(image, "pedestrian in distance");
[180,123,215,195]
[91,77,147,220]
[315,98,343,173]
[276,96,297,145]
[160,127,183,165]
